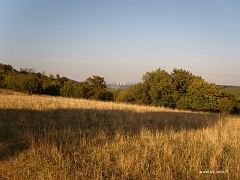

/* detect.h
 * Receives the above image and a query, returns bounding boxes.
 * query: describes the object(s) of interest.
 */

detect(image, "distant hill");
[107,84,131,90]
[217,85,240,98]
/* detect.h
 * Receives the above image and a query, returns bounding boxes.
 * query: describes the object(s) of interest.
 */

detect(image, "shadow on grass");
[0,108,225,161]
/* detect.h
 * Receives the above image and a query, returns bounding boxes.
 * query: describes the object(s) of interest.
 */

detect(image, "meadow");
[0,89,239,179]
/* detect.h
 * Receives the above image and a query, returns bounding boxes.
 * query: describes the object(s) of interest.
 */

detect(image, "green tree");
[82,75,108,100]
[115,87,135,103]
[143,68,174,106]
[60,80,83,98]
[4,72,41,94]
[40,73,64,95]
[217,90,236,113]
[0,63,14,72]
[0,63,15,88]
[133,82,151,105]
[116,82,151,105]
[111,90,120,101]
[98,89,114,101]
[21,73,41,94]
[171,68,197,106]
[4,73,21,91]
[236,97,240,113]
[179,78,219,111]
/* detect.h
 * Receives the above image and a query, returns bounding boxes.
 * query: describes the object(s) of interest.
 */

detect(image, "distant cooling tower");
[117,81,119,85]
[123,81,125,85]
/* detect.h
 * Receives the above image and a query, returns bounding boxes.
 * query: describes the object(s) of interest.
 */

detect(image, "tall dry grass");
[0,90,239,179]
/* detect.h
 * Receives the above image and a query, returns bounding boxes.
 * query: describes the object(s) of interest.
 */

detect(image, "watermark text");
[199,170,228,174]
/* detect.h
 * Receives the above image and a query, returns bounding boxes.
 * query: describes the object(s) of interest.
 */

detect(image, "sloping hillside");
[0,93,239,179]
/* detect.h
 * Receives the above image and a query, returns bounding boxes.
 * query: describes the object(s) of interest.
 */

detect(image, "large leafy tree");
[178,78,219,111]
[0,63,15,88]
[4,73,21,91]
[4,72,41,94]
[117,68,197,108]
[217,90,236,113]
[171,68,197,106]
[21,73,41,94]
[60,80,83,98]
[143,68,174,106]
[116,82,150,104]
[40,73,68,95]
[82,75,108,100]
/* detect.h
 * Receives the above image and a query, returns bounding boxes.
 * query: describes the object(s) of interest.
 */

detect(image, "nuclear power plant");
[116,81,125,86]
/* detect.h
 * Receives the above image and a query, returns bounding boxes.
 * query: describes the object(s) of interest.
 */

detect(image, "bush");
[176,96,190,110]
[218,97,235,114]
[60,81,83,98]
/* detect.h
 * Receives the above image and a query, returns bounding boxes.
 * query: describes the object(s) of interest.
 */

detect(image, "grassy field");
[0,89,239,179]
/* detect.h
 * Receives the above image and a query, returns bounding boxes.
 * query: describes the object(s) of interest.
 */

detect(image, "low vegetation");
[0,90,239,179]
[217,85,240,98]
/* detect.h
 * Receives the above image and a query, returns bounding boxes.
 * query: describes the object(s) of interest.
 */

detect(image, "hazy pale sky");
[0,0,239,85]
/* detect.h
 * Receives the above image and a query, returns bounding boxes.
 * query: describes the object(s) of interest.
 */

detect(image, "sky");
[0,0,240,85]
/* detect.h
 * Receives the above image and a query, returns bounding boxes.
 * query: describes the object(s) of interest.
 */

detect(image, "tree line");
[0,63,113,100]
[1,63,239,113]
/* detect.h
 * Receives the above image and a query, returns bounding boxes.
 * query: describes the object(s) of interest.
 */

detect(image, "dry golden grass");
[0,90,239,179]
